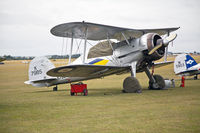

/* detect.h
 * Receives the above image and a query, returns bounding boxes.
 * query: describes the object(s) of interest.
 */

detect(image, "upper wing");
[47,64,130,77]
[51,22,180,41]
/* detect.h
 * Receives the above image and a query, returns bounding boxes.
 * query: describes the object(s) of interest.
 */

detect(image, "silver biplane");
[25,22,179,92]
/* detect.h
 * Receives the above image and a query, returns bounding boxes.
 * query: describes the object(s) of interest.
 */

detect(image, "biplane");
[25,22,179,92]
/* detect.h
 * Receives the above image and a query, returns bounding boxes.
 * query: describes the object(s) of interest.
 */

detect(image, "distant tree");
[2,55,34,60]
[49,54,80,59]
[3,55,13,60]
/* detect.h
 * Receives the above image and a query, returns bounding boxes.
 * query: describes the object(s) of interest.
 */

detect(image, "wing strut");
[121,32,130,46]
[69,33,74,64]
[131,61,137,77]
[83,27,88,64]
[107,34,121,65]
[107,34,114,51]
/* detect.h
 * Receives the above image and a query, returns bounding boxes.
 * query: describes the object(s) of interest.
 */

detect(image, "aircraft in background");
[0,57,6,64]
[25,22,179,92]
[174,54,200,79]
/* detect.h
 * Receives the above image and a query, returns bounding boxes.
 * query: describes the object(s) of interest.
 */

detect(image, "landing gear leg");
[194,75,198,80]
[122,62,142,93]
[53,85,58,91]
[144,67,165,90]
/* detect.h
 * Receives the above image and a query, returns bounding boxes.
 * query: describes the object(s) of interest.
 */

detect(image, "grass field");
[0,56,200,133]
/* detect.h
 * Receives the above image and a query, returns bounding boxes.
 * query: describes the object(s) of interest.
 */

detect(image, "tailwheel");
[149,74,165,90]
[53,86,58,91]
[194,75,198,80]
[123,77,142,93]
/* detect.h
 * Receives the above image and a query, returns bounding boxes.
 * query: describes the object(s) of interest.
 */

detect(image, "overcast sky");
[0,0,200,56]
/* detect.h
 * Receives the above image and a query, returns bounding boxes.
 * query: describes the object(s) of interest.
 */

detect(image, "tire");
[71,92,75,96]
[53,86,57,91]
[123,77,142,93]
[194,75,198,80]
[149,74,165,90]
[83,89,88,96]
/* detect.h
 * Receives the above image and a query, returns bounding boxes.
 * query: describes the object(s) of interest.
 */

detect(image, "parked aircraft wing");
[47,64,130,77]
[51,22,180,41]
[154,61,174,68]
[25,78,57,84]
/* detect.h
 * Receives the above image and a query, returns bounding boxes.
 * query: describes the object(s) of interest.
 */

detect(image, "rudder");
[185,54,197,69]
[28,56,55,82]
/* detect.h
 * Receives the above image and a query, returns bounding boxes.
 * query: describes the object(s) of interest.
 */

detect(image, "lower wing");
[154,61,174,68]
[47,61,173,78]
[47,64,130,77]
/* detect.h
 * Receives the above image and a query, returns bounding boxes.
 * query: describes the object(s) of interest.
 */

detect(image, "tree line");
[0,54,81,60]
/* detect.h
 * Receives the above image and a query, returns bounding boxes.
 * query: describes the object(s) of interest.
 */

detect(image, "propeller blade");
[163,33,177,46]
[148,43,162,55]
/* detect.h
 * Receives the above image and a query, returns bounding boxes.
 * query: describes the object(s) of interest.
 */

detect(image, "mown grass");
[0,56,200,133]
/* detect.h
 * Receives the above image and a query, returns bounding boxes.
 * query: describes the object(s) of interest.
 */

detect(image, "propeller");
[148,33,177,55]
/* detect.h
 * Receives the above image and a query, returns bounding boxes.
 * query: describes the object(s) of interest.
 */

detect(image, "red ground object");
[151,64,154,75]
[180,76,185,87]
[70,82,88,96]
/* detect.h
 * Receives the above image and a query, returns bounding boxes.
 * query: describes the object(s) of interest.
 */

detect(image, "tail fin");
[26,56,55,83]
[174,54,197,75]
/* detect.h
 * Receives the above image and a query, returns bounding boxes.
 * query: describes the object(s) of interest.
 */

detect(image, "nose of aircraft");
[148,33,177,55]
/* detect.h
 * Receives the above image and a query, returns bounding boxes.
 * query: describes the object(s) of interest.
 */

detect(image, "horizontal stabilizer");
[174,54,198,75]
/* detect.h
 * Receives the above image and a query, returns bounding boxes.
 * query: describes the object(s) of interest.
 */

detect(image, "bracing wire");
[65,38,68,57]
[75,39,83,54]
[62,37,120,66]
[75,39,78,54]
[61,37,65,56]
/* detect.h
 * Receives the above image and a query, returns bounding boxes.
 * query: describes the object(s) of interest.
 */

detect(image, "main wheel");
[71,92,75,96]
[123,77,142,93]
[149,74,165,90]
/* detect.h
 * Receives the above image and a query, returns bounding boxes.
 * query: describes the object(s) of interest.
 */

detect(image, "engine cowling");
[140,33,165,60]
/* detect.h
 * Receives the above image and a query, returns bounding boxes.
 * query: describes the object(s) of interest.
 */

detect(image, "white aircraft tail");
[174,54,197,75]
[25,56,56,85]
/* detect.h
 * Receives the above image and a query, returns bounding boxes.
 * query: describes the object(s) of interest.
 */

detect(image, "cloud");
[0,0,200,56]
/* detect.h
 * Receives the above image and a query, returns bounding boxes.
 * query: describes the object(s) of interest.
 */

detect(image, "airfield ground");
[0,56,200,133]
